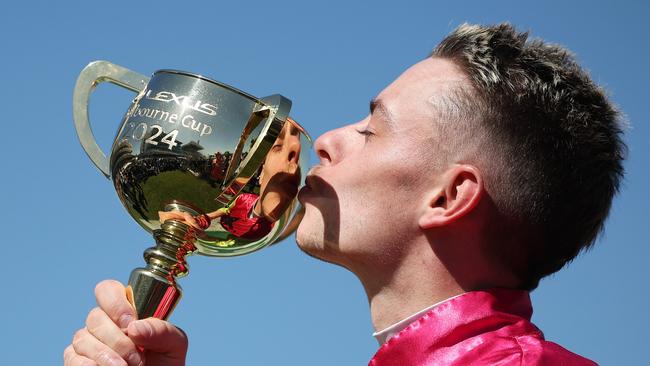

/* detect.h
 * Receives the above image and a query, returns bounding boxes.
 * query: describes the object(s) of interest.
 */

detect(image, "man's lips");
[298,173,319,202]
[304,174,317,189]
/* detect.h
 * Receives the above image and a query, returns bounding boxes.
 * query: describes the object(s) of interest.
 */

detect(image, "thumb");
[127,318,188,356]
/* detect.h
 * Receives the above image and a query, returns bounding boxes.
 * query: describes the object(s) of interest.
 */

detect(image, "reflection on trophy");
[73,61,310,320]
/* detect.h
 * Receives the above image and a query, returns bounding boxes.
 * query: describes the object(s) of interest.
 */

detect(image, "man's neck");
[355,244,465,332]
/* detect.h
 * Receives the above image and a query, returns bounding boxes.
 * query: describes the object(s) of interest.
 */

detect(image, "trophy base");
[128,219,197,320]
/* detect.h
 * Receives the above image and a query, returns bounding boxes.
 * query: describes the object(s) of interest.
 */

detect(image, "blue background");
[1,1,648,364]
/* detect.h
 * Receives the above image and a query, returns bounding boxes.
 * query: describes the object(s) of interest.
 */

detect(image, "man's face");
[296,58,468,270]
[258,121,302,221]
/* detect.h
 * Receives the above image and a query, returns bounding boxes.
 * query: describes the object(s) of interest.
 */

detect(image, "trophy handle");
[215,94,292,205]
[72,60,150,177]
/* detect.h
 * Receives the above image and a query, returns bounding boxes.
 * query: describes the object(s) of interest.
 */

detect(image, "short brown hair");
[432,23,626,290]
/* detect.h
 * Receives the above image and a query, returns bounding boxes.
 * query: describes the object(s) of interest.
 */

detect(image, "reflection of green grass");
[142,171,221,214]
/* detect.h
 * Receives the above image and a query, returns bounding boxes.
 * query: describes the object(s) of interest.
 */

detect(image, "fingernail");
[127,351,142,366]
[132,320,152,337]
[118,314,133,328]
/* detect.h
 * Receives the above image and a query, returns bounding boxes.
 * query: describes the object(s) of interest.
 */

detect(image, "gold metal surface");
[73,61,311,319]
[128,219,197,319]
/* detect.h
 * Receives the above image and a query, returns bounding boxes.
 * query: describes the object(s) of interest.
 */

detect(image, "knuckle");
[95,279,120,295]
[106,305,131,325]
[96,349,126,366]
[176,326,189,347]
[160,321,188,349]
[72,328,86,342]
[63,345,75,363]
[72,329,87,350]
[95,283,132,321]
[67,354,97,366]
[176,325,188,340]
[113,337,134,355]
[85,307,104,327]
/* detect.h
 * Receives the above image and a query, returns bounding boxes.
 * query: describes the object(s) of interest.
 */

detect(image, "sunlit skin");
[64,58,518,366]
[296,57,519,331]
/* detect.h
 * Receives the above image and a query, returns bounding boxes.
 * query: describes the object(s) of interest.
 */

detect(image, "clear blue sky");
[1,1,648,364]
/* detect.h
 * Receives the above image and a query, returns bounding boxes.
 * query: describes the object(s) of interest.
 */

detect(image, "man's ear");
[418,165,483,229]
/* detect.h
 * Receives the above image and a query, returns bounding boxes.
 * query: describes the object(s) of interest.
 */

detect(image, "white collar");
[372,293,464,345]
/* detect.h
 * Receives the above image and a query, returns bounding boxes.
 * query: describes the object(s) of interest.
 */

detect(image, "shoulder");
[433,332,599,365]
[446,333,597,366]
[235,193,258,206]
[370,332,597,366]
[512,333,598,366]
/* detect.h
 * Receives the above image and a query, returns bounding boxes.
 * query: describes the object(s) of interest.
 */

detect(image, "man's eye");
[272,144,283,151]
[356,128,375,141]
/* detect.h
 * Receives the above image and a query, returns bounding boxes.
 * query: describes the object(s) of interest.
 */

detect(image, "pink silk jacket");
[368,289,597,366]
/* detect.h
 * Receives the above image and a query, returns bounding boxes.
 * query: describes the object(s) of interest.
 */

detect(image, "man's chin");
[295,221,317,251]
[295,236,344,269]
[295,221,336,262]
[295,220,325,256]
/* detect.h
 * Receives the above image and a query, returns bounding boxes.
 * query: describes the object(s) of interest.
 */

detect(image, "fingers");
[64,345,97,366]
[127,318,188,356]
[66,282,188,366]
[158,211,186,223]
[72,328,128,366]
[86,307,143,366]
[180,212,200,229]
[158,211,201,229]
[95,280,136,329]
[158,211,174,222]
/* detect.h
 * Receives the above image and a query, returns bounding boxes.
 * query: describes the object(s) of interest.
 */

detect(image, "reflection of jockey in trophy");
[210,152,227,182]
[159,120,303,245]
[205,193,274,243]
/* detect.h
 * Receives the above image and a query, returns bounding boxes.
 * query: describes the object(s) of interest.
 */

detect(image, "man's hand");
[158,211,201,229]
[64,280,188,366]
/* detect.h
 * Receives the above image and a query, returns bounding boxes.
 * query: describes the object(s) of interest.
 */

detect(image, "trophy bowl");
[73,61,311,319]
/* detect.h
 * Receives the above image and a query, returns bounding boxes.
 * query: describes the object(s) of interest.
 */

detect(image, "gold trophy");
[73,61,310,319]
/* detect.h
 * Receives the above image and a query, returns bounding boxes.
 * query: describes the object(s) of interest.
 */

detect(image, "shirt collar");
[372,293,464,344]
[368,289,536,365]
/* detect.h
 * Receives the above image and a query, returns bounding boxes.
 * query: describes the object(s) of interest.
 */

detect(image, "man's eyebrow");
[369,98,396,130]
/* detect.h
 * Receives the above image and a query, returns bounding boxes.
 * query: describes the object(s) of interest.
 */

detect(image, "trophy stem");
[127,219,197,320]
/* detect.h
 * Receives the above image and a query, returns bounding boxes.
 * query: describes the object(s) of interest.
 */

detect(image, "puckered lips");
[298,168,321,202]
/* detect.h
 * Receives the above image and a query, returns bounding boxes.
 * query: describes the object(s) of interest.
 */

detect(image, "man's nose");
[285,135,301,165]
[314,123,361,166]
